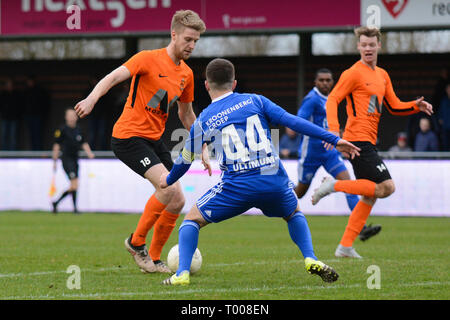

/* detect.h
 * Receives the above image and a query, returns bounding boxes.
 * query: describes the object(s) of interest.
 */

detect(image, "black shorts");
[349,141,392,183]
[62,156,79,180]
[111,136,174,178]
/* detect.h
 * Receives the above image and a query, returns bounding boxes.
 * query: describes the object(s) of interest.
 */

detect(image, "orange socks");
[334,179,376,198]
[131,194,166,247]
[340,201,373,247]
[149,210,180,261]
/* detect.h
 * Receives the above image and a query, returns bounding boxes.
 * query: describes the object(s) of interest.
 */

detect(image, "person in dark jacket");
[52,109,95,213]
[414,117,439,151]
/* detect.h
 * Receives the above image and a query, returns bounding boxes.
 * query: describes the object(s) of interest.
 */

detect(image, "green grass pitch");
[0,211,448,300]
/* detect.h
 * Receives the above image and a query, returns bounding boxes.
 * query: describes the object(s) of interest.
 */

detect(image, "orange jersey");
[326,60,419,144]
[112,48,194,141]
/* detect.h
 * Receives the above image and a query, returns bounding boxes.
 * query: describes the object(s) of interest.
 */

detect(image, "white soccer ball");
[167,244,202,274]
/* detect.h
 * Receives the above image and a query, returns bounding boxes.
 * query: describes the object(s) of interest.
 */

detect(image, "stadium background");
[0,0,449,215]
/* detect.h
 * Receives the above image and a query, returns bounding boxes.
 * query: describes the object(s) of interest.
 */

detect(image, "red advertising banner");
[0,0,360,36]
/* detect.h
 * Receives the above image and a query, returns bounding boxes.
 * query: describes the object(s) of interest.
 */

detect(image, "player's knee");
[386,182,396,197]
[172,197,185,213]
[167,188,185,212]
[377,180,395,198]
[283,210,304,222]
[184,206,208,228]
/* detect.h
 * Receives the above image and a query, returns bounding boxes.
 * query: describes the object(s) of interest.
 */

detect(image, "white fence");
[0,158,449,217]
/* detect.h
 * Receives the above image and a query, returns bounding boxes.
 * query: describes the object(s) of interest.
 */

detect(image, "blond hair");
[354,26,381,42]
[171,10,206,34]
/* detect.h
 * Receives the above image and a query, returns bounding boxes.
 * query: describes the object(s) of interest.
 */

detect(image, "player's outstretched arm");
[259,94,341,148]
[201,143,212,176]
[415,96,433,116]
[177,101,197,130]
[160,151,194,189]
[161,120,205,188]
[75,66,131,118]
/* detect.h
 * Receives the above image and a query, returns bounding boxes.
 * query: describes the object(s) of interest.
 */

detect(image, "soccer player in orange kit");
[311,26,433,258]
[74,10,210,273]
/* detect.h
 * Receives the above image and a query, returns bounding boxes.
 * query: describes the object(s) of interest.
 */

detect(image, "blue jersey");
[297,87,330,155]
[166,91,341,222]
[179,92,339,178]
[296,87,349,185]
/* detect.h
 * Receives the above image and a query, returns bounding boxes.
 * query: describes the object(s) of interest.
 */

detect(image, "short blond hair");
[354,26,381,42]
[171,10,206,34]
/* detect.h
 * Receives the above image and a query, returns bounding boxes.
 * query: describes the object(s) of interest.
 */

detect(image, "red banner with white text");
[0,0,360,36]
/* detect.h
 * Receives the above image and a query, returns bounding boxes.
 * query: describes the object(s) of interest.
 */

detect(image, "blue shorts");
[196,169,298,223]
[297,149,347,185]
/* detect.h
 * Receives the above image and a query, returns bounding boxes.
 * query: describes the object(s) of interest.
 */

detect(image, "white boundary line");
[2,281,449,300]
[0,259,337,279]
[0,257,433,279]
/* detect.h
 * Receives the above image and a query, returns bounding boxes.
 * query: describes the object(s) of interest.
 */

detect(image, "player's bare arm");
[81,142,95,159]
[52,143,60,171]
[177,101,212,175]
[177,101,196,130]
[415,96,433,115]
[335,139,360,159]
[75,66,131,118]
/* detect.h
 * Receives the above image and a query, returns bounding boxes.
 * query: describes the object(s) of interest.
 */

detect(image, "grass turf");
[0,211,448,300]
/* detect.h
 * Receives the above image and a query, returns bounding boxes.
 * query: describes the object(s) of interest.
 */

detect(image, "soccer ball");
[167,244,202,274]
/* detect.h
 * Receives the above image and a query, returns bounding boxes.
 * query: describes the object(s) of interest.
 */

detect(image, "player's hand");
[323,131,341,151]
[74,97,96,119]
[159,173,169,189]
[52,160,57,172]
[415,97,433,116]
[336,139,360,159]
[201,143,212,176]
[88,152,95,159]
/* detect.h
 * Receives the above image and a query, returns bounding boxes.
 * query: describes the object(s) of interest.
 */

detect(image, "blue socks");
[346,193,359,211]
[176,220,200,276]
[178,214,317,272]
[287,211,317,260]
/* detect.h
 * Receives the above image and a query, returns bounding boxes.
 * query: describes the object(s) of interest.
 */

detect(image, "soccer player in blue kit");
[295,69,381,241]
[159,59,361,285]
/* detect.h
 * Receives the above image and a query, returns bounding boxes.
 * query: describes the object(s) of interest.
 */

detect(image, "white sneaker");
[124,234,157,273]
[311,176,336,205]
[335,244,362,259]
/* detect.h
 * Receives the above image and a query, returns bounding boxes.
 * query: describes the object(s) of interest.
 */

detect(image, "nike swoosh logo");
[159,74,168,78]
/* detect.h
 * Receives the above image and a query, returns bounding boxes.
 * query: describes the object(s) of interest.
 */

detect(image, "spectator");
[388,132,412,152]
[0,78,20,150]
[432,68,448,114]
[23,76,50,150]
[431,68,449,147]
[414,117,439,152]
[279,127,302,159]
[437,83,450,151]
